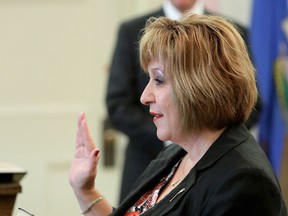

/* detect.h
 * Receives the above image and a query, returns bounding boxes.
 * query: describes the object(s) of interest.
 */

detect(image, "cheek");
[165,97,180,124]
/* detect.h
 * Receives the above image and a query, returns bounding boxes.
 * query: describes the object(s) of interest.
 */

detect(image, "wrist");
[81,194,103,214]
[73,187,98,202]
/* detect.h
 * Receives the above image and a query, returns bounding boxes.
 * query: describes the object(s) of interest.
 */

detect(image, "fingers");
[76,112,85,148]
[81,116,95,152]
[76,112,96,152]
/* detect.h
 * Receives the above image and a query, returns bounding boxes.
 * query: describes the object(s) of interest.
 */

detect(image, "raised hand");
[69,112,100,194]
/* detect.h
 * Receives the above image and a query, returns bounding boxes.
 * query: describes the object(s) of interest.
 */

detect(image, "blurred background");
[0,0,286,215]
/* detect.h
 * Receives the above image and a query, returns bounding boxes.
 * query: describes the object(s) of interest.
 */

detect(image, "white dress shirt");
[163,0,205,20]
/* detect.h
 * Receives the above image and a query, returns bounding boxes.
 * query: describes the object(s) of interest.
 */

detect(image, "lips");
[150,112,163,122]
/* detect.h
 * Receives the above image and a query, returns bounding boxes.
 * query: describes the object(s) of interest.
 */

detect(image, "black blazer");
[111,125,287,216]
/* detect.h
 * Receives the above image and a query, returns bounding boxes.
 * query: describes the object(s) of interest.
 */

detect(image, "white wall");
[218,0,252,25]
[0,0,252,215]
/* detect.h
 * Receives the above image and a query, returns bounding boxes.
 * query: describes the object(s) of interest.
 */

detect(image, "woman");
[69,14,287,215]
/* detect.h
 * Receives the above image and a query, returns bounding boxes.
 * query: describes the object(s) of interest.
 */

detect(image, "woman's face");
[140,60,181,142]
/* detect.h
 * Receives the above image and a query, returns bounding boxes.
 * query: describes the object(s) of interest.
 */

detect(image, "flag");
[250,0,288,176]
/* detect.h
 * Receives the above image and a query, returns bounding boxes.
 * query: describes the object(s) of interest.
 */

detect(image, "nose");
[140,82,155,106]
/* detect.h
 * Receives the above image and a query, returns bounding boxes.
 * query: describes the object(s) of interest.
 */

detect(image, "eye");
[155,76,164,85]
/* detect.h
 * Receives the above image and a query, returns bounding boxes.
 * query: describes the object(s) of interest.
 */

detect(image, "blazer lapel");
[114,146,185,215]
[140,165,198,216]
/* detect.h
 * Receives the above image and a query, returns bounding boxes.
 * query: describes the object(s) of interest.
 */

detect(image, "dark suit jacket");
[106,8,262,202]
[111,125,287,216]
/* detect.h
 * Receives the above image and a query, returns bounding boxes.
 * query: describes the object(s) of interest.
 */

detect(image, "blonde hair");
[139,13,257,133]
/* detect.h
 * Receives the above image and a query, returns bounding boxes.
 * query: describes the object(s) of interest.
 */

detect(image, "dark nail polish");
[95,150,100,157]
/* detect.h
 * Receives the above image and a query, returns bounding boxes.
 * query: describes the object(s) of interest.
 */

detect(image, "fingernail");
[95,150,100,157]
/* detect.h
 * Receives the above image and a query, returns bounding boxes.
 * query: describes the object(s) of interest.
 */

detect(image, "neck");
[163,0,204,20]
[181,128,225,164]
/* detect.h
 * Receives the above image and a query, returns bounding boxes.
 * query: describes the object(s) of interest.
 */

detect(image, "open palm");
[69,113,100,193]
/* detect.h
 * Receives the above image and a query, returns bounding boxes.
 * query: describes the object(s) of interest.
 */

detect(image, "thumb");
[89,149,100,167]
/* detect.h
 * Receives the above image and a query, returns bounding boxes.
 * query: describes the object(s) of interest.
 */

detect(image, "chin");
[156,131,171,142]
